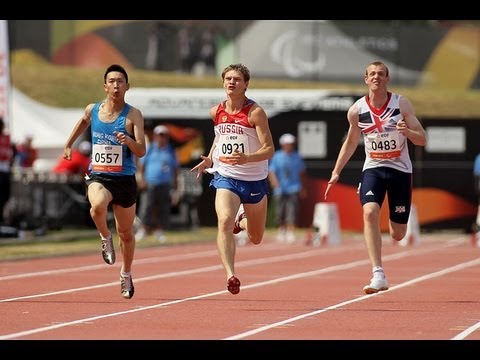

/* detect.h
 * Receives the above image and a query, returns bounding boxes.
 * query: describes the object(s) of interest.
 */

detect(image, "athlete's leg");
[363,202,383,268]
[87,182,113,239]
[386,169,412,241]
[113,203,137,273]
[389,221,408,241]
[243,195,268,245]
[215,188,241,280]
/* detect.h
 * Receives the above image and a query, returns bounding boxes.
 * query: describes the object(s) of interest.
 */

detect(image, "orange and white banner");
[0,20,11,130]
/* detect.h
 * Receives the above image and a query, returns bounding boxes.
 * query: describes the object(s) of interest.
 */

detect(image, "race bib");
[365,132,401,159]
[91,144,123,172]
[218,134,249,163]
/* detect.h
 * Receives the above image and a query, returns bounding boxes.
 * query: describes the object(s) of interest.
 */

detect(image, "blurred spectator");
[178,23,198,74]
[145,21,174,71]
[136,125,179,242]
[15,133,38,169]
[196,26,217,75]
[53,140,91,175]
[145,21,162,71]
[0,117,15,224]
[268,133,307,243]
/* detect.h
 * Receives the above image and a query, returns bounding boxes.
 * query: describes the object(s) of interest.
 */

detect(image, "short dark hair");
[104,64,129,84]
[221,63,250,83]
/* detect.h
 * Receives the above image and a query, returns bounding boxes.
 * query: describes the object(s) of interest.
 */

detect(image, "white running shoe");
[363,271,389,294]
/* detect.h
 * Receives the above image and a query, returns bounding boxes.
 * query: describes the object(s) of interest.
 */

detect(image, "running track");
[1,232,479,351]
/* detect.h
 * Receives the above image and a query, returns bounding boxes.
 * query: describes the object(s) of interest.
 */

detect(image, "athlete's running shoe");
[233,204,246,235]
[227,276,241,295]
[120,273,135,299]
[101,233,115,265]
[363,271,389,294]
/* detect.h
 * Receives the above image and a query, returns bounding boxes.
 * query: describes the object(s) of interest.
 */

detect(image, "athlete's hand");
[220,150,247,165]
[190,155,212,179]
[63,147,72,161]
[114,131,130,145]
[324,174,339,200]
[396,120,409,136]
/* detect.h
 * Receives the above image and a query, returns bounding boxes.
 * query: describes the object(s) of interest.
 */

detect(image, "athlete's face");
[104,71,130,98]
[223,70,248,95]
[365,65,389,91]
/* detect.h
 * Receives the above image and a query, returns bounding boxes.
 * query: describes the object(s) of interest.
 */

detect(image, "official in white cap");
[279,133,296,146]
[154,125,169,135]
[136,123,178,243]
[268,132,307,243]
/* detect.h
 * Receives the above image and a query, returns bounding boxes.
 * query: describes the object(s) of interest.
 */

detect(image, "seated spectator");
[53,140,91,175]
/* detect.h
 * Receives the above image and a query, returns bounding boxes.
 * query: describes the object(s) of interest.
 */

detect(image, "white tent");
[10,88,84,171]
[10,87,83,148]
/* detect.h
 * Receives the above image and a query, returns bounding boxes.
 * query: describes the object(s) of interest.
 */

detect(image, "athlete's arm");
[325,103,362,199]
[63,103,94,160]
[398,96,426,146]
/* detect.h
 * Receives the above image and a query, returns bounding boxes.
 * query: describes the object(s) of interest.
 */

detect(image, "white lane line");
[0,255,373,340]
[0,235,466,282]
[0,290,228,340]
[0,241,350,281]
[451,321,480,340]
[0,237,471,340]
[0,242,470,340]
[0,249,220,281]
[0,245,364,302]
[223,257,480,340]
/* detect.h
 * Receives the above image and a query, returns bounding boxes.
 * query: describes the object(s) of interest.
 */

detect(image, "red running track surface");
[1,232,479,353]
